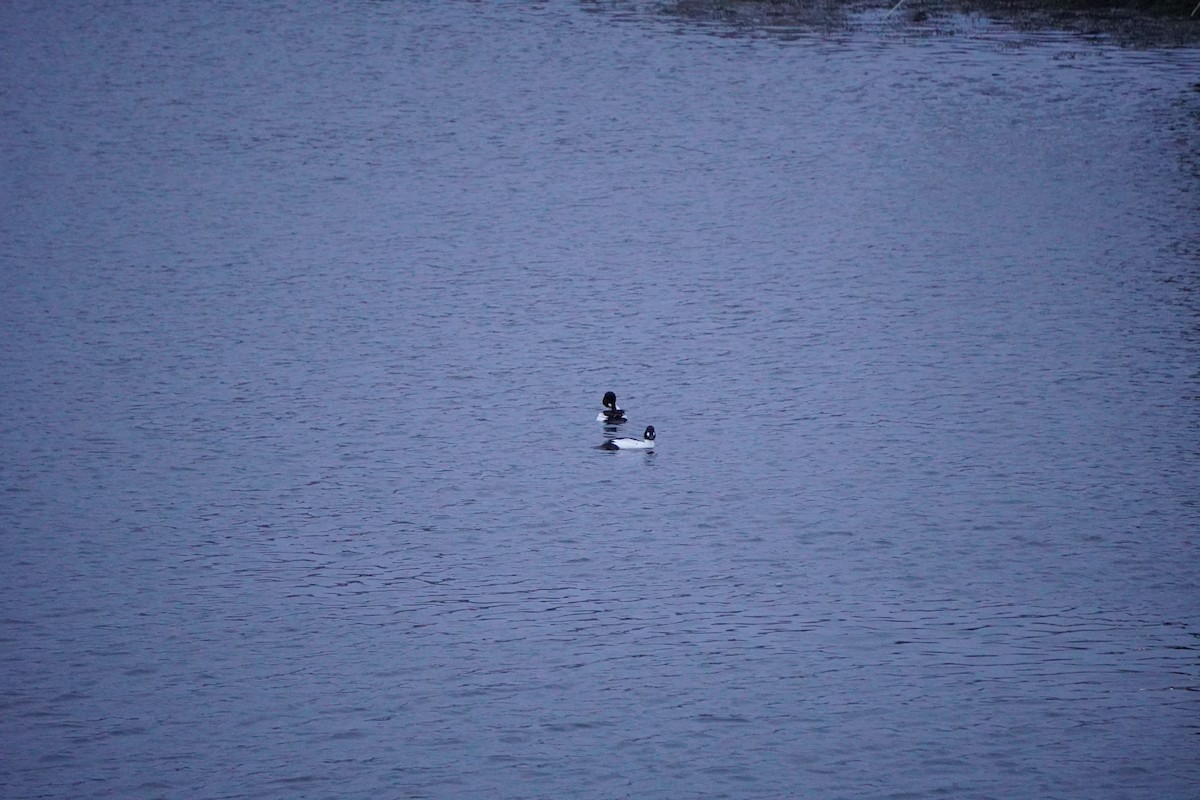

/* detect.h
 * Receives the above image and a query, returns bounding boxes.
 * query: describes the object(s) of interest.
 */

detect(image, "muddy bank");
[664,0,1200,46]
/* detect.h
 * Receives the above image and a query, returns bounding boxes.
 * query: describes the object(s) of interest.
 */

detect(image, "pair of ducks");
[596,391,655,450]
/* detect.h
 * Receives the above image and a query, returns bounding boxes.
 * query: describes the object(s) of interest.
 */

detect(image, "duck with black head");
[600,425,655,450]
[596,391,627,424]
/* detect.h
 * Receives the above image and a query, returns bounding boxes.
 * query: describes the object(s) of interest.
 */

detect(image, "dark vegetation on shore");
[665,0,1200,46]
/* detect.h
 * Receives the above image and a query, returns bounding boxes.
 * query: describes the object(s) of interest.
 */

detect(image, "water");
[2,2,1198,798]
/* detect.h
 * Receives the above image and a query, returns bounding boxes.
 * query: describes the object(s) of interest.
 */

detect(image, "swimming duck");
[601,426,655,450]
[596,391,627,424]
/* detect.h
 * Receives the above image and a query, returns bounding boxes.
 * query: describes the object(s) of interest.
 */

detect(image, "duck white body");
[596,390,627,424]
[601,426,655,450]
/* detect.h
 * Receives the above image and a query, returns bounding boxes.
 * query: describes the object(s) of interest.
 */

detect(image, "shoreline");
[663,0,1200,46]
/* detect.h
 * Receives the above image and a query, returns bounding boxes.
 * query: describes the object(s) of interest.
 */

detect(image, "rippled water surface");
[2,2,1198,798]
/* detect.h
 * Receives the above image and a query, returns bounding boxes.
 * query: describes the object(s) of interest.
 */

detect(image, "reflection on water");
[1,2,1198,798]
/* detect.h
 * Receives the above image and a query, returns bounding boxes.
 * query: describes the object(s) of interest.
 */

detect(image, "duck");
[596,391,627,424]
[600,425,655,450]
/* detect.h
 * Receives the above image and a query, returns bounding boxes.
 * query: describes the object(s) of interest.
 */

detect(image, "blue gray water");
[2,2,1198,798]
